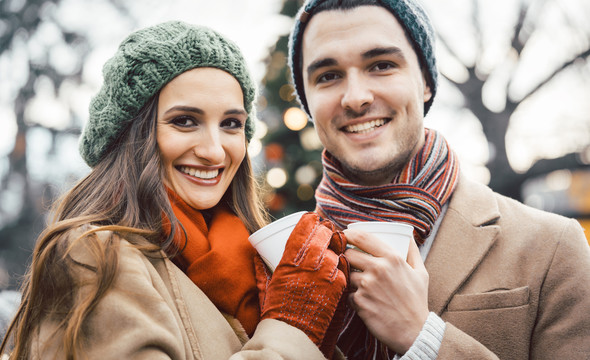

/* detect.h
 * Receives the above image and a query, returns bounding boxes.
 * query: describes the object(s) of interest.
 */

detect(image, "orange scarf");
[163,189,260,336]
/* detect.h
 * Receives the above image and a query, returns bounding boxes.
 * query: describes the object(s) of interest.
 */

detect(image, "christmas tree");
[256,0,323,219]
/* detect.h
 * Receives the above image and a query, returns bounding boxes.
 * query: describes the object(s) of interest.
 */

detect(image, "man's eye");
[372,62,396,72]
[317,72,340,83]
[221,118,244,129]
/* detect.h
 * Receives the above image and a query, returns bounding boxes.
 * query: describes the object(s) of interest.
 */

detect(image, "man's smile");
[342,118,390,134]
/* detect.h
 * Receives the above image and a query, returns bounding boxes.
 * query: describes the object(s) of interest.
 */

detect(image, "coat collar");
[425,174,501,314]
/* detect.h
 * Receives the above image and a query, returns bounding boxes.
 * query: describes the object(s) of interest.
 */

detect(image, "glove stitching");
[328,262,338,283]
[294,221,319,266]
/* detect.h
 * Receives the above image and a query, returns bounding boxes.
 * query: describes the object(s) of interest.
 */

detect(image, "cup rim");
[347,221,414,234]
[248,211,308,244]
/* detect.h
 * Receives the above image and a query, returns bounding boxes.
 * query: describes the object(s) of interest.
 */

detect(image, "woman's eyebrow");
[164,105,204,115]
[224,109,248,116]
[164,106,247,116]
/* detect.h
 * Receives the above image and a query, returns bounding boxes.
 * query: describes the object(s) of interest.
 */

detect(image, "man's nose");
[340,72,374,113]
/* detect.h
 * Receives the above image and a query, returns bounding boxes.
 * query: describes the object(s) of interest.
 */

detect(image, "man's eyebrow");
[306,58,338,80]
[362,46,406,61]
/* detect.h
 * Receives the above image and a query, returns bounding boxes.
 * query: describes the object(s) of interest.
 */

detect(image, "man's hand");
[344,228,430,355]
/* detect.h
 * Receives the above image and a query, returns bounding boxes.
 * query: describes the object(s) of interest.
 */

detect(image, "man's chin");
[341,160,403,186]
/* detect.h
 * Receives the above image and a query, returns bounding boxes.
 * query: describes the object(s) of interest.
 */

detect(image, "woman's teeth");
[179,166,219,179]
[345,119,386,134]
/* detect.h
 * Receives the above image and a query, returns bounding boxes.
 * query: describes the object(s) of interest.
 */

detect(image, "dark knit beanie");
[80,20,256,167]
[288,0,437,117]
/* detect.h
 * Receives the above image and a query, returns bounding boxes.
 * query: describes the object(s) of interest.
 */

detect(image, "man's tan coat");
[429,176,590,359]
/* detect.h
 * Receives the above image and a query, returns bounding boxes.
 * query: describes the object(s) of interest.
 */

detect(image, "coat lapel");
[425,175,501,315]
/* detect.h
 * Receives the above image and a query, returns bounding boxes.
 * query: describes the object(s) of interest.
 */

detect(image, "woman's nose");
[192,129,225,164]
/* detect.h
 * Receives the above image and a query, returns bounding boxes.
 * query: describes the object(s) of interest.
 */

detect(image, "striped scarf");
[316,128,458,360]
[316,128,459,244]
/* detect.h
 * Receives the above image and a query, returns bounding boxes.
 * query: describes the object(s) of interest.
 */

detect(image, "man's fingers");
[348,269,362,292]
[344,246,374,272]
[406,237,425,271]
[343,229,385,256]
[345,228,411,261]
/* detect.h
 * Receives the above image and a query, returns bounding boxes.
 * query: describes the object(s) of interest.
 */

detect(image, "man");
[287,0,590,359]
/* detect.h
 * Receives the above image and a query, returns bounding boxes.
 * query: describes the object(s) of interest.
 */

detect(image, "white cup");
[346,221,414,259]
[248,211,308,272]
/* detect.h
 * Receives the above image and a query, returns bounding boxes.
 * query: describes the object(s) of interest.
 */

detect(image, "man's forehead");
[301,7,414,67]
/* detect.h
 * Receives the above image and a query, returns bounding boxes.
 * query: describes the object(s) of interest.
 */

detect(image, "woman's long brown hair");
[0,94,269,358]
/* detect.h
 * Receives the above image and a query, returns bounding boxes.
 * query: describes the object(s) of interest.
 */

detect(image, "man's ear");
[422,69,432,103]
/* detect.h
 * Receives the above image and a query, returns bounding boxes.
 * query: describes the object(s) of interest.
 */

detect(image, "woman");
[1,21,348,359]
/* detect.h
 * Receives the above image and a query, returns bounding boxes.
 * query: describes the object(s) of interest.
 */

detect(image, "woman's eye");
[171,116,196,127]
[221,118,244,129]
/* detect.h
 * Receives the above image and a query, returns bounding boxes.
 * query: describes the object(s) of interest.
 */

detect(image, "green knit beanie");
[80,20,256,167]
[288,0,437,117]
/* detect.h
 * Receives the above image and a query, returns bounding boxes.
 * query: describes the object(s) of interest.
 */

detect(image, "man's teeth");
[345,119,386,134]
[179,166,219,179]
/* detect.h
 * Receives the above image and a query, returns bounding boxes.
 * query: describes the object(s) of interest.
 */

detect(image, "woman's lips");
[176,165,224,185]
[178,165,220,179]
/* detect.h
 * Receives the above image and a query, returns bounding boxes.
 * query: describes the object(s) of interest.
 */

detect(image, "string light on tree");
[295,165,316,185]
[253,119,268,139]
[248,138,262,157]
[266,167,288,188]
[299,127,323,151]
[297,184,314,201]
[283,107,308,131]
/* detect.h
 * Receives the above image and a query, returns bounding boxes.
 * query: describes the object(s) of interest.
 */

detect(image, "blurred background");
[1,0,590,334]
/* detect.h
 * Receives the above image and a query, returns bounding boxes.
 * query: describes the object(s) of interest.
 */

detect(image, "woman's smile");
[177,165,224,185]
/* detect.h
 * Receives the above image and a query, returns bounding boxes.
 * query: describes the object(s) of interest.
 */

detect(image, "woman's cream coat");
[31,228,328,359]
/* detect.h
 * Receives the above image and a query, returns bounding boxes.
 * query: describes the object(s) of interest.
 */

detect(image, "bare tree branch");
[472,0,483,63]
[510,1,530,55]
[506,0,536,93]
[436,35,472,87]
[517,47,590,103]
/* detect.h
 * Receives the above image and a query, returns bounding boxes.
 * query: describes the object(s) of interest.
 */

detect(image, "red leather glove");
[319,228,352,359]
[256,212,349,356]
